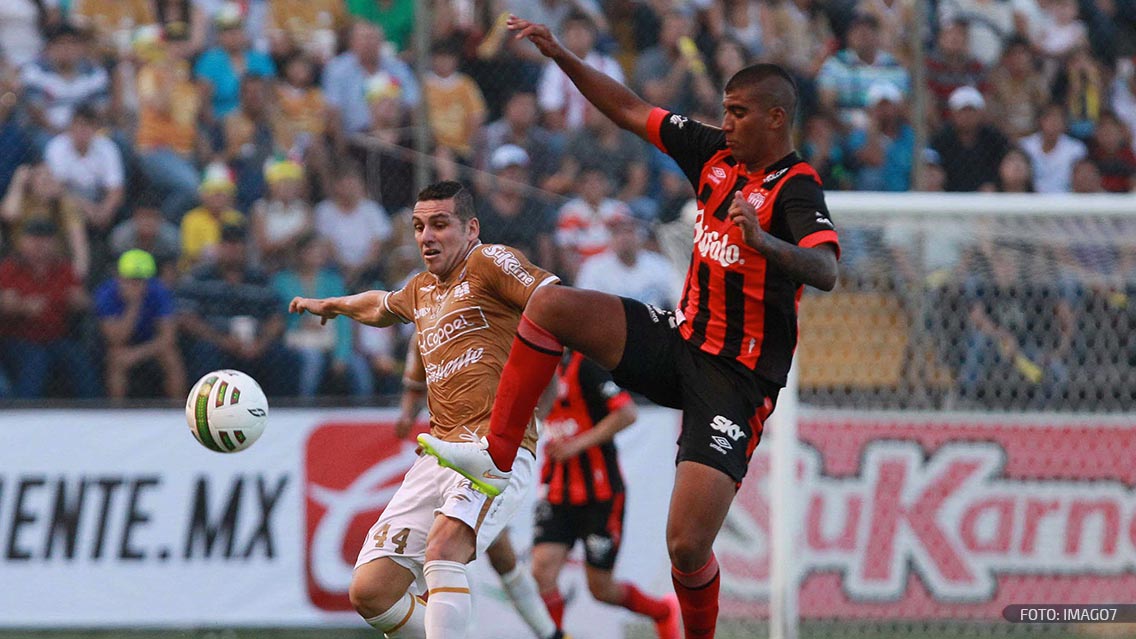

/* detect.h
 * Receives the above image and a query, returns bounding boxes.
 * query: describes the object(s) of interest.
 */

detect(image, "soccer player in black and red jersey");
[419,15,840,639]
[533,350,679,639]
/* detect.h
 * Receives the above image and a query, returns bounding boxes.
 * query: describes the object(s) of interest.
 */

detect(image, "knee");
[348,573,401,619]
[667,531,713,573]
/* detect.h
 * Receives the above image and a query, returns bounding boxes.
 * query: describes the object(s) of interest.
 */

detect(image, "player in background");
[290,181,560,638]
[395,343,568,639]
[419,18,840,639]
[533,349,679,638]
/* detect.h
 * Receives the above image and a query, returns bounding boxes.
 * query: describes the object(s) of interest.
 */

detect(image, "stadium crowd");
[0,0,1133,408]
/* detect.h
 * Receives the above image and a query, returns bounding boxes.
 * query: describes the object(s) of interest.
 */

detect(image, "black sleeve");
[652,109,728,189]
[773,176,839,249]
[576,357,622,426]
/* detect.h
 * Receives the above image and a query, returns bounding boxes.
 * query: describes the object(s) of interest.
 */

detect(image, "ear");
[769,106,788,130]
[467,216,480,238]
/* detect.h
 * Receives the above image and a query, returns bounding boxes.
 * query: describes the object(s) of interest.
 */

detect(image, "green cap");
[118,249,157,279]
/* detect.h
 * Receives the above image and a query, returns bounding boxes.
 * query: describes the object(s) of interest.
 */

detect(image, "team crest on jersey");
[747,191,766,209]
[453,281,471,299]
[708,166,727,185]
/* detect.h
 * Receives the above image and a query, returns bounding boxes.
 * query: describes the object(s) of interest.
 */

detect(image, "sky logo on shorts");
[711,415,745,441]
[304,422,423,611]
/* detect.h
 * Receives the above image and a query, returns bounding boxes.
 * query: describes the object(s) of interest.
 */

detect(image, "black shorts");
[611,297,779,483]
[533,494,624,570]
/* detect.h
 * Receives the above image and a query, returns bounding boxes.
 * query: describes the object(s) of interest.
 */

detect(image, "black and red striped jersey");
[541,352,633,506]
[645,107,840,386]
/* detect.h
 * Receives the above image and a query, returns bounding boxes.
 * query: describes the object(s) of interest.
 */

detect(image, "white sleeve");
[369,202,394,241]
[100,138,125,188]
[537,62,563,112]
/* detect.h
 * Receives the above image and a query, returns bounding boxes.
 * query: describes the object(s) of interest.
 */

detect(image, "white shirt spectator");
[314,198,393,270]
[556,197,630,259]
[1019,133,1087,193]
[576,249,683,309]
[21,58,110,131]
[0,0,52,68]
[44,131,124,199]
[538,51,623,130]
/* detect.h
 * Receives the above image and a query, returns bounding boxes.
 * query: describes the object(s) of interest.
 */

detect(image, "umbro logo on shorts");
[710,435,733,455]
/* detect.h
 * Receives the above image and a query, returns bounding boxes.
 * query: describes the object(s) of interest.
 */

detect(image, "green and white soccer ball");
[185,370,269,453]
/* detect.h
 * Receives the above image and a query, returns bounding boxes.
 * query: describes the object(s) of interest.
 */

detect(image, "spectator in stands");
[323,20,420,135]
[314,163,392,287]
[133,29,205,221]
[915,147,947,192]
[424,40,487,166]
[476,90,562,190]
[0,219,100,399]
[475,144,556,269]
[694,36,750,114]
[0,64,33,197]
[1088,111,1136,192]
[925,19,987,123]
[556,165,633,283]
[938,0,1041,66]
[1019,103,1087,193]
[575,212,682,309]
[21,23,110,145]
[960,241,1076,409]
[0,0,59,69]
[986,36,1049,141]
[547,104,652,218]
[194,8,276,121]
[274,54,335,191]
[541,11,625,131]
[1110,58,1136,152]
[1052,46,1106,140]
[94,249,185,400]
[218,75,277,211]
[762,0,834,111]
[44,104,124,235]
[110,203,181,285]
[848,81,914,191]
[931,86,1010,191]
[854,0,916,63]
[180,163,244,269]
[632,9,708,117]
[816,13,910,128]
[704,0,767,58]
[177,223,298,396]
[70,0,154,60]
[273,233,370,397]
[992,147,1035,192]
[345,0,414,54]
[1032,0,1087,60]
[1071,157,1104,193]
[348,72,441,216]
[1,163,90,280]
[152,0,208,56]
[800,113,853,190]
[265,0,345,64]
[251,159,312,272]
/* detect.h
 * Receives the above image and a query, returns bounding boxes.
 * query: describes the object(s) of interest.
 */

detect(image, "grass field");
[0,621,1109,639]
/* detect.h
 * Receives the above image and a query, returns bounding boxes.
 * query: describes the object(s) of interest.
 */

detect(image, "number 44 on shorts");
[373,523,411,554]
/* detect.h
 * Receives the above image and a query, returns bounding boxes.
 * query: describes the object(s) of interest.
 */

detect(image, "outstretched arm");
[508,15,655,139]
[288,290,400,327]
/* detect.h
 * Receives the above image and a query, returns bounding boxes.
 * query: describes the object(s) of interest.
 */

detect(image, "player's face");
[412,198,479,278]
[721,87,781,166]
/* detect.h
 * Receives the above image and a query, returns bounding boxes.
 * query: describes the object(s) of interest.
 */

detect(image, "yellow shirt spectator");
[423,43,486,157]
[180,207,244,269]
[136,58,201,155]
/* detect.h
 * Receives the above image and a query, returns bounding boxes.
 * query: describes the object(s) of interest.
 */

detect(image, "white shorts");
[354,450,535,594]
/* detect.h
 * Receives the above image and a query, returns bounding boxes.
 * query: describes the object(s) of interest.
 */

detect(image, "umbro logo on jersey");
[669,114,688,129]
[814,211,834,227]
[708,166,727,185]
[453,282,471,299]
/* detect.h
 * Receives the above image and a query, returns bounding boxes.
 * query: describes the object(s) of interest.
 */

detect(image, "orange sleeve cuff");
[799,230,840,258]
[646,107,668,153]
[607,392,634,412]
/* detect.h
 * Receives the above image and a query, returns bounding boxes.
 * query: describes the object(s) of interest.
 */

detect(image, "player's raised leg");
[350,558,425,638]
[667,462,737,639]
[419,286,627,494]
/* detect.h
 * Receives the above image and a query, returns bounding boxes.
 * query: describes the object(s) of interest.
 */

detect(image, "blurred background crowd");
[0,0,1133,410]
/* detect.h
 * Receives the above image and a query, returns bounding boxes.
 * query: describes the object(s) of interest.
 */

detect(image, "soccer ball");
[185,370,269,453]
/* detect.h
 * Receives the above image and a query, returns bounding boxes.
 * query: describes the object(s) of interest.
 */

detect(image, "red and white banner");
[723,411,1136,620]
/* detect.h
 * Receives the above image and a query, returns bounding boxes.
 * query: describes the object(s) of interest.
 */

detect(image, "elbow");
[815,269,838,292]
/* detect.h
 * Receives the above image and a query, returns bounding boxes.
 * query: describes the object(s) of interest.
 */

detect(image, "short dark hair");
[417,180,476,222]
[72,102,100,125]
[563,11,596,31]
[724,63,799,119]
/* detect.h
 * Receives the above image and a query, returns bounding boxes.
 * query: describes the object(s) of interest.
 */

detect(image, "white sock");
[501,562,558,639]
[424,560,472,638]
[363,592,426,638]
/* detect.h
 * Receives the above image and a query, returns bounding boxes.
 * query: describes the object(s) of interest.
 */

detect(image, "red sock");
[541,589,565,627]
[671,555,720,639]
[618,583,670,621]
[486,315,562,471]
